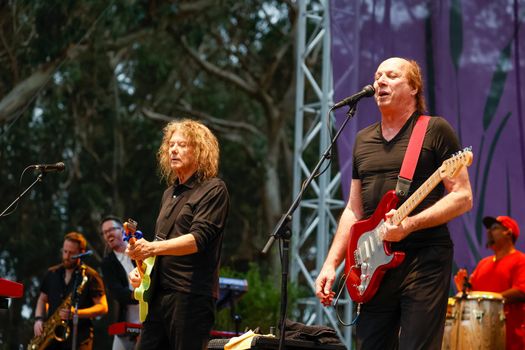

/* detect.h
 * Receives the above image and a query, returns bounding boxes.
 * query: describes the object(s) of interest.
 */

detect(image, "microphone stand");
[0,172,45,217]
[262,103,359,350]
[71,264,87,350]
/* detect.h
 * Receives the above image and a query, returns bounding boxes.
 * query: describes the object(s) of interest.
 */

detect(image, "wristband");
[34,316,44,322]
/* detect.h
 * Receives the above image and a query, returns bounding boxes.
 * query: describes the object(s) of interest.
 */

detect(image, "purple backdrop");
[330,0,525,274]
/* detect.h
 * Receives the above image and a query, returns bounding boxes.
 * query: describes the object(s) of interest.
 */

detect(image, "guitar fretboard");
[392,168,442,225]
[390,148,472,225]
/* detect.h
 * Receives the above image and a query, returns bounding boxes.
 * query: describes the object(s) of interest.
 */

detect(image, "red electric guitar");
[344,147,473,303]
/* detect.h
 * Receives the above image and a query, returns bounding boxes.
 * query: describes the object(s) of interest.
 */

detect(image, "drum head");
[454,291,503,300]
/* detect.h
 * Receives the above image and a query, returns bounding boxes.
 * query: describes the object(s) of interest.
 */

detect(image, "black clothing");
[356,245,453,350]
[352,113,460,248]
[282,319,344,345]
[139,175,230,350]
[101,251,138,324]
[351,114,461,350]
[139,291,215,350]
[40,263,105,349]
[157,175,230,299]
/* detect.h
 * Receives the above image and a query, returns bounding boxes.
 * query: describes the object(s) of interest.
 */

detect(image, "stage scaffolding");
[290,0,359,348]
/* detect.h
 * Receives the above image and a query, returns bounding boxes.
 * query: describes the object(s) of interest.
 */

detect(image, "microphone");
[30,162,65,173]
[71,250,93,259]
[331,85,375,110]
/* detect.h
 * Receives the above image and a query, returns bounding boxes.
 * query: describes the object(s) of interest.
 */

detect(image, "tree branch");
[141,107,259,160]
[179,35,259,96]
[177,0,216,13]
[260,39,292,91]
[0,62,56,125]
[141,107,263,137]
[103,28,153,52]
[0,22,19,83]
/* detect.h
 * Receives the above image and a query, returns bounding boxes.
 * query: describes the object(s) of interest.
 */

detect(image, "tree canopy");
[0,0,307,347]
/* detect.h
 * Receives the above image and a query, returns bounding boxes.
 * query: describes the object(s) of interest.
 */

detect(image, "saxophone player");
[32,232,108,350]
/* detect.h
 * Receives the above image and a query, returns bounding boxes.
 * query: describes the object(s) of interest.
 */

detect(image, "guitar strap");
[395,115,431,198]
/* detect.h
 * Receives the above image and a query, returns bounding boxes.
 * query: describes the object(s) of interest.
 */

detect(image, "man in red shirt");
[455,215,525,350]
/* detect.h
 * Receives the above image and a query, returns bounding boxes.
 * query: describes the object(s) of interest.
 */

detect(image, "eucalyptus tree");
[0,0,301,346]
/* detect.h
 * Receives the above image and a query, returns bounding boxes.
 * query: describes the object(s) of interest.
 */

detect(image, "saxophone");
[27,267,88,350]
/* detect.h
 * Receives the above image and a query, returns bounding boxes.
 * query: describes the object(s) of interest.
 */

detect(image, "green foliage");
[449,0,463,72]
[482,42,512,131]
[475,112,512,243]
[215,264,301,334]
[424,15,436,115]
[0,1,299,347]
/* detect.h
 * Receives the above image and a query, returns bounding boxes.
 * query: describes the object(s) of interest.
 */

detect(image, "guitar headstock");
[123,218,143,242]
[440,147,473,178]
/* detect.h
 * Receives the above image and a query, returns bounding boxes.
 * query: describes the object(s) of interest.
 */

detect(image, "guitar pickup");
[354,250,362,266]
[368,235,376,252]
[363,240,371,260]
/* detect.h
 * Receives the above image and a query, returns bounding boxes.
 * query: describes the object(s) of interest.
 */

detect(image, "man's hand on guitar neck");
[129,267,142,289]
[126,238,155,261]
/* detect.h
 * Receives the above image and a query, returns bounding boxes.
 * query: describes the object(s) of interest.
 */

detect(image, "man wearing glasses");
[455,215,525,350]
[100,216,140,350]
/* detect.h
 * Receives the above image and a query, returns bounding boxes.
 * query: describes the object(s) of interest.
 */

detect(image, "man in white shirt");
[100,216,140,350]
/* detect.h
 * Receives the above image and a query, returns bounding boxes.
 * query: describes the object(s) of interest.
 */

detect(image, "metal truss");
[290,0,358,348]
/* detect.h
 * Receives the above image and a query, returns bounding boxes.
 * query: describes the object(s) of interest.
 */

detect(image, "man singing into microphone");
[315,57,472,349]
[32,232,108,350]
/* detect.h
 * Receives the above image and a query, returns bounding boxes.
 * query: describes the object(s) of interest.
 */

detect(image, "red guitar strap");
[395,115,431,198]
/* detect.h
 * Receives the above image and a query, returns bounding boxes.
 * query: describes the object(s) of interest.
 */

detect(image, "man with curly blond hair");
[127,119,230,350]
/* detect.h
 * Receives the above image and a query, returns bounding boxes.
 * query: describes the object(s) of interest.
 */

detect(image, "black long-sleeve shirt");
[155,175,230,299]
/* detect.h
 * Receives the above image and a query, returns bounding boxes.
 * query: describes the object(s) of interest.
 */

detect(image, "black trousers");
[138,290,215,350]
[356,245,453,350]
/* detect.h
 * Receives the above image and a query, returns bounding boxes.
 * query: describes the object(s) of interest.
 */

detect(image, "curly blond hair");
[157,119,219,185]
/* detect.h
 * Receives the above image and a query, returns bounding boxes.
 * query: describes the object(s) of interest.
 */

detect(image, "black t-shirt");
[352,113,461,248]
[40,264,105,342]
[156,175,230,298]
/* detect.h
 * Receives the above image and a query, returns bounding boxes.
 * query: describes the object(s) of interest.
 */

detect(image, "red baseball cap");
[483,215,520,239]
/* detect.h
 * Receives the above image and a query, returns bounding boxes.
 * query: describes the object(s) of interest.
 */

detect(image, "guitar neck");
[392,168,442,225]
[127,236,144,276]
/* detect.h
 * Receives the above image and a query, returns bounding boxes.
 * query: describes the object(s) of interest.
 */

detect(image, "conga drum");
[441,297,458,350]
[444,291,506,350]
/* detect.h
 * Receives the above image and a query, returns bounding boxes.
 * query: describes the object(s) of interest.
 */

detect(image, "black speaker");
[208,336,346,349]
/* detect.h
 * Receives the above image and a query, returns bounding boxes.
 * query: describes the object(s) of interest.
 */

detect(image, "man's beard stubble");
[63,258,78,269]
